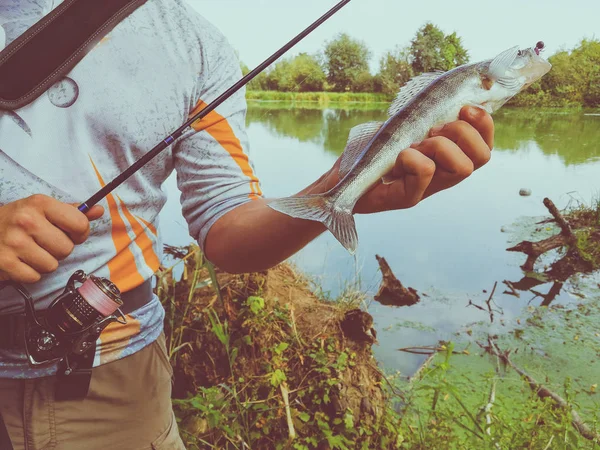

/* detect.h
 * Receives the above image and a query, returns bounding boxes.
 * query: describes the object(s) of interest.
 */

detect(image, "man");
[0,0,494,448]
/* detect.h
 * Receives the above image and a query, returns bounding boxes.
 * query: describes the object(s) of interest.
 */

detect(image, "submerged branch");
[482,338,600,443]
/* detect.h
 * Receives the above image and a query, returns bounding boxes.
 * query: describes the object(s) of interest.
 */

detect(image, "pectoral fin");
[339,121,384,179]
[488,46,520,80]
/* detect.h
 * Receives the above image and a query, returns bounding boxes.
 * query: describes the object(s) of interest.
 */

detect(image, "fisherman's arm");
[204,106,494,273]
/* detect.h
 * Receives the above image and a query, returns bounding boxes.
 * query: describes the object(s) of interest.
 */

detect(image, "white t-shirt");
[0,0,262,378]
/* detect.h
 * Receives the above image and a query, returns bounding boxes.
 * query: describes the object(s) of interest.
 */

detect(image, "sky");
[186,0,599,73]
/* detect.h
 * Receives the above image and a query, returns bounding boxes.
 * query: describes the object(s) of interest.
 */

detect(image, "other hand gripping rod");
[78,0,352,213]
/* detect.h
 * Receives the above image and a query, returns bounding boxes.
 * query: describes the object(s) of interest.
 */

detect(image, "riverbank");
[246,90,392,104]
[245,90,597,110]
[157,246,402,449]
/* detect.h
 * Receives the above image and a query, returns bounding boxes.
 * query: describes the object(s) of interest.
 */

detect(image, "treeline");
[507,38,600,108]
[241,23,468,96]
[240,23,600,108]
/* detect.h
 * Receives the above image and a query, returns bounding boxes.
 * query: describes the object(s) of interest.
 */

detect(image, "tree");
[409,23,469,74]
[288,53,327,92]
[572,39,600,107]
[264,53,326,92]
[540,39,600,107]
[377,46,414,95]
[324,33,372,92]
[240,61,269,91]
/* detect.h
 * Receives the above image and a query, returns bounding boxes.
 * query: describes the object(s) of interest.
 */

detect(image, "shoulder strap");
[0,0,147,111]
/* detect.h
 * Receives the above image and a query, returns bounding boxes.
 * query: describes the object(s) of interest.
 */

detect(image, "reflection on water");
[247,104,388,156]
[159,103,600,376]
[494,109,600,166]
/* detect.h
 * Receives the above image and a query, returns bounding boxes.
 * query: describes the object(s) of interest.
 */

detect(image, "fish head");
[475,42,552,112]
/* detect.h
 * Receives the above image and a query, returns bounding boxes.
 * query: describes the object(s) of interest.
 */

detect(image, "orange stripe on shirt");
[135,215,158,237]
[117,195,160,273]
[98,315,141,365]
[90,158,145,292]
[190,101,262,199]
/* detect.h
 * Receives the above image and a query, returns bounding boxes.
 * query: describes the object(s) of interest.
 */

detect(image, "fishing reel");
[5,270,127,367]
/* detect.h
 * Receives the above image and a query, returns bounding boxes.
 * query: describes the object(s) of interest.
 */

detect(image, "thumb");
[68,203,105,221]
[85,205,105,221]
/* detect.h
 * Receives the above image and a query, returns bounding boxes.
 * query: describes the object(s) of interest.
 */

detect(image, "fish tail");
[268,194,358,254]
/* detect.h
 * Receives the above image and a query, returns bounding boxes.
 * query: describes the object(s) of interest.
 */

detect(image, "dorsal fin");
[339,121,384,179]
[387,71,445,117]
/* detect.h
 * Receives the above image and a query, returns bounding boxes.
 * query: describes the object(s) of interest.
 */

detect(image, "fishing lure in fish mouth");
[268,42,553,255]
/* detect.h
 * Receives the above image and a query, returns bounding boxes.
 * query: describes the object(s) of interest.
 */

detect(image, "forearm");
[204,173,334,274]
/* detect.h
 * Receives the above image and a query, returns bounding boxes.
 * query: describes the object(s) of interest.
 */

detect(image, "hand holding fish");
[326,105,494,214]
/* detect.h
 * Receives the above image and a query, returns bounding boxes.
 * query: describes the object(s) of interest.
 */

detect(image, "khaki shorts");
[0,333,186,450]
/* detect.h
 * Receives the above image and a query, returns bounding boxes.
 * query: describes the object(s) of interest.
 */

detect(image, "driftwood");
[482,338,600,443]
[374,255,420,307]
[505,197,599,305]
[507,198,578,272]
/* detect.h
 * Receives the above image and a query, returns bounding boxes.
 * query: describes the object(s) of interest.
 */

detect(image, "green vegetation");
[408,22,469,74]
[245,91,391,104]
[159,246,402,449]
[241,23,465,96]
[241,22,599,108]
[324,33,372,92]
[507,39,600,108]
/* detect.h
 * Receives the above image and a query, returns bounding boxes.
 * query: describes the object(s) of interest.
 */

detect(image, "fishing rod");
[78,0,352,213]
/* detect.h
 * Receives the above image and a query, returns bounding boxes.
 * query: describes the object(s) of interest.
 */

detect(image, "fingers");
[392,148,436,208]
[9,235,59,275]
[42,198,94,244]
[0,257,43,284]
[31,219,76,261]
[459,106,495,150]
[411,136,474,197]
[429,119,492,170]
[0,195,104,284]
[355,149,435,213]
[86,205,105,221]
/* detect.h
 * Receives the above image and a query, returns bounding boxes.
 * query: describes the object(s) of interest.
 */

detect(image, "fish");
[267,42,552,255]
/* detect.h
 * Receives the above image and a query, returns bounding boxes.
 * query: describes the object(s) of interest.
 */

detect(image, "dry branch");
[507,234,571,272]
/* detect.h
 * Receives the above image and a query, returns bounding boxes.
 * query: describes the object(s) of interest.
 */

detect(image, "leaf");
[247,296,265,314]
[344,411,354,430]
[298,412,311,423]
[270,369,287,387]
[274,342,289,355]
[230,347,239,366]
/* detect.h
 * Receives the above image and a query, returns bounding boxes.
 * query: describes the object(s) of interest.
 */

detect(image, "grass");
[246,90,393,105]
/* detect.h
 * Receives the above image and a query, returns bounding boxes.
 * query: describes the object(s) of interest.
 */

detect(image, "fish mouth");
[517,43,552,86]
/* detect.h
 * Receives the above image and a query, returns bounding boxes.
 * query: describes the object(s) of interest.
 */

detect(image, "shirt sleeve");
[172,32,262,253]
